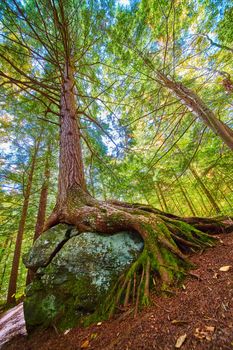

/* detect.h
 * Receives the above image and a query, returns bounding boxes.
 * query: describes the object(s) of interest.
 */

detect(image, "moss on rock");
[23,226,143,331]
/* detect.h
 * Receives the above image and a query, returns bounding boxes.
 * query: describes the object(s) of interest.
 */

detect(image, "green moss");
[24,293,60,331]
[24,213,216,331]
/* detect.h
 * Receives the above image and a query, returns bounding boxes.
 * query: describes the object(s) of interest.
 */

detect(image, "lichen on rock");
[23,225,143,331]
[23,224,72,269]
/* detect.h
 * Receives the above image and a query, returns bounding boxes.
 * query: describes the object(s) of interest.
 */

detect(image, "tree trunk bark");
[157,71,233,150]
[57,60,86,207]
[7,138,40,304]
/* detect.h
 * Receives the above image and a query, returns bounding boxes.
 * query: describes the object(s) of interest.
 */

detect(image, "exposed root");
[42,190,232,322]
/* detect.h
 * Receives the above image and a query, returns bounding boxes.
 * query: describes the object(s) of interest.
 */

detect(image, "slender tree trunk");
[220,188,233,210]
[174,174,196,216]
[89,159,95,197]
[186,173,209,215]
[34,144,51,241]
[0,237,13,295]
[190,166,221,214]
[7,138,40,304]
[100,174,107,201]
[26,143,51,285]
[175,146,220,215]
[170,195,184,216]
[157,183,169,212]
[0,237,11,264]
[155,187,165,211]
[157,71,233,150]
[196,184,210,215]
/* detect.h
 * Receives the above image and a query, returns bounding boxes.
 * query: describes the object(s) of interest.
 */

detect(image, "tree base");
[43,187,233,320]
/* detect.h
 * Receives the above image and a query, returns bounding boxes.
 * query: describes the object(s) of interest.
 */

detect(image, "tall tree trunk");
[26,143,51,285]
[0,237,13,295]
[170,195,184,215]
[174,174,196,216]
[219,188,233,210]
[0,237,11,265]
[185,172,209,215]
[7,138,41,304]
[45,58,97,230]
[157,182,169,212]
[155,187,165,211]
[190,167,221,214]
[195,182,210,215]
[157,71,233,150]
[34,143,51,241]
[57,61,86,206]
[175,146,221,215]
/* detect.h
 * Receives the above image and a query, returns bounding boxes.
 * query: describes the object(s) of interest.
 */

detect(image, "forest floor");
[1,232,233,350]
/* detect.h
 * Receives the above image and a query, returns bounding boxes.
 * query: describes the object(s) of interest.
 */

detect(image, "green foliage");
[0,0,232,305]
[218,6,233,44]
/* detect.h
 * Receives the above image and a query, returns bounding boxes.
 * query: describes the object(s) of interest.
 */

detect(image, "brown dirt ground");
[3,232,233,350]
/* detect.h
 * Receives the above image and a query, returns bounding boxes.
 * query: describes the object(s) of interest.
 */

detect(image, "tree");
[156,72,233,150]
[26,140,51,284]
[1,0,232,316]
[7,133,42,303]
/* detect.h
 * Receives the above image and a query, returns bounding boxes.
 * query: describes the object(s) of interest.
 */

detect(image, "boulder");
[23,224,71,269]
[23,225,143,331]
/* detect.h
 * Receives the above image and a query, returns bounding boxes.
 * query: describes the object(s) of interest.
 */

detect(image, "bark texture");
[58,61,86,206]
[157,71,233,150]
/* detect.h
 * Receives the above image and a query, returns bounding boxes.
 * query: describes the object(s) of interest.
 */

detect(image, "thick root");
[89,218,215,320]
[44,191,231,322]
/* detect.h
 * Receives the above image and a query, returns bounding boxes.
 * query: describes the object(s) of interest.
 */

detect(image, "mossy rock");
[23,224,71,269]
[24,225,143,331]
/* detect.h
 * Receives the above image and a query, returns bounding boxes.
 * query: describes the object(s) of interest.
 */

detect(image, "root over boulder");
[39,187,233,322]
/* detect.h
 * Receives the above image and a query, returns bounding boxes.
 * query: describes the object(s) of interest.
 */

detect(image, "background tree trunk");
[26,143,51,285]
[0,237,13,295]
[174,173,196,216]
[157,182,169,212]
[157,72,233,150]
[190,166,221,214]
[7,137,41,304]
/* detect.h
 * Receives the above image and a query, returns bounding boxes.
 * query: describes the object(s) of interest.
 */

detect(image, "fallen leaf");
[81,340,89,348]
[219,265,231,272]
[194,328,205,339]
[175,334,187,348]
[194,326,215,341]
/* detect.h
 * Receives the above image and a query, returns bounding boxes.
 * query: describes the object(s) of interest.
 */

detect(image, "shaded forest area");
[0,0,233,345]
